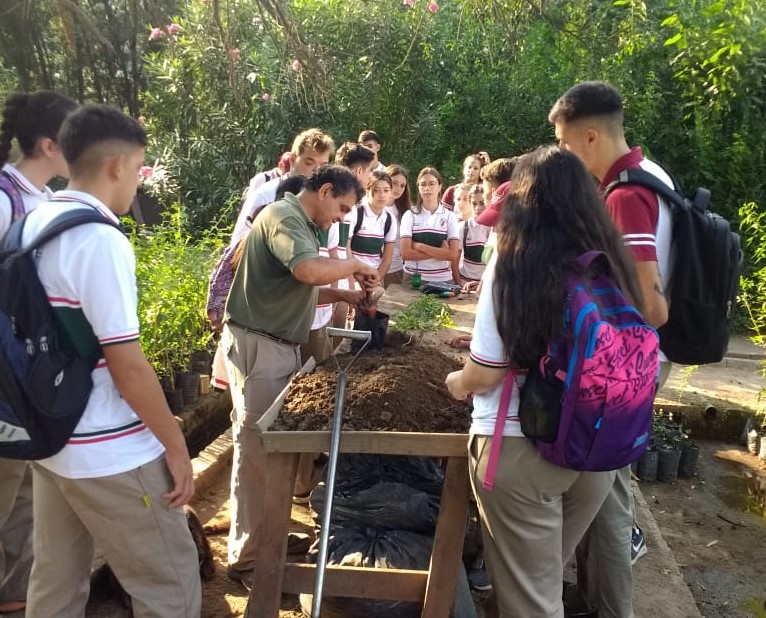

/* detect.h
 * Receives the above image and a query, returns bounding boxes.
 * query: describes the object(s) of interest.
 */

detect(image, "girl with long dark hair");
[446,145,642,617]
[383,163,412,286]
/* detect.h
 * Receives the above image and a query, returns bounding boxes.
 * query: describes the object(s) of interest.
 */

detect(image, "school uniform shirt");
[311,224,338,330]
[230,173,285,247]
[599,147,673,361]
[348,203,398,269]
[458,218,491,281]
[386,206,405,275]
[400,204,459,282]
[21,191,164,479]
[0,163,53,238]
[334,210,355,291]
[469,255,525,437]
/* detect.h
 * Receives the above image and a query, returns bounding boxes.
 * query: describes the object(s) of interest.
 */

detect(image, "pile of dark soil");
[273,341,471,433]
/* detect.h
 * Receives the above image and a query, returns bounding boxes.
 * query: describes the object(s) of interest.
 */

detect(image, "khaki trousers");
[26,457,201,618]
[0,459,32,604]
[469,435,614,618]
[300,324,333,366]
[222,324,305,571]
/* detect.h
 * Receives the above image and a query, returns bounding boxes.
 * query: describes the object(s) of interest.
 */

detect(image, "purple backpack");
[483,251,659,488]
[0,171,26,225]
[205,242,238,329]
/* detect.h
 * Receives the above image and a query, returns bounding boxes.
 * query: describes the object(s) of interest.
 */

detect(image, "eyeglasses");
[418,181,439,188]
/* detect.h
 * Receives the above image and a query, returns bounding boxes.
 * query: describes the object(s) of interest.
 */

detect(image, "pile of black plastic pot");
[632,410,699,482]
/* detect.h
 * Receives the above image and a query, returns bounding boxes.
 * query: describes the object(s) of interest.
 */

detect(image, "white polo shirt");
[311,224,338,330]
[468,256,525,437]
[21,191,164,479]
[230,174,284,247]
[0,164,53,238]
[400,204,459,282]
[348,203,397,269]
[458,218,491,281]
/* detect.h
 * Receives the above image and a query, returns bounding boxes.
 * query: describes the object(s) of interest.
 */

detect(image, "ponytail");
[0,91,78,168]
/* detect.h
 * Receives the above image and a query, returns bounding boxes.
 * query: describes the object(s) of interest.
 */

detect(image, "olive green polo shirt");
[225,192,320,344]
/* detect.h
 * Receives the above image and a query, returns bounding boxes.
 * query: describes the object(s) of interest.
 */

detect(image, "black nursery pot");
[176,371,200,405]
[164,388,185,413]
[637,449,659,482]
[352,310,389,351]
[678,442,700,478]
[657,447,682,482]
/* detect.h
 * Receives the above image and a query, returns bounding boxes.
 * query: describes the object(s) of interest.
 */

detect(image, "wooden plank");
[422,456,471,618]
[255,357,315,433]
[282,563,428,602]
[262,430,469,457]
[245,452,300,618]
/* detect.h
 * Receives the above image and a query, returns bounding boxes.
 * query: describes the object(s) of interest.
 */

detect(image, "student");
[457,193,491,286]
[223,165,380,586]
[400,167,460,284]
[22,104,200,617]
[382,163,412,287]
[549,80,671,618]
[470,183,485,217]
[348,170,398,280]
[230,128,335,246]
[479,157,517,209]
[0,89,78,615]
[358,129,385,171]
[332,142,376,336]
[445,145,633,617]
[454,183,473,221]
[242,151,291,200]
[442,153,485,209]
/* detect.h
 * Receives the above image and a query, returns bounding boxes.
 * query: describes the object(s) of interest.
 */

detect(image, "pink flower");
[137,116,146,125]
[427,0,439,12]
[167,23,181,36]
[149,27,165,41]
[262,93,270,101]
[291,59,302,72]
[139,166,154,179]
[403,0,415,6]
[229,48,241,60]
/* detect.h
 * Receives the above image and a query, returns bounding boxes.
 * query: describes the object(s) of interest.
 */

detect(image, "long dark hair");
[0,91,78,168]
[493,145,642,368]
[385,163,412,220]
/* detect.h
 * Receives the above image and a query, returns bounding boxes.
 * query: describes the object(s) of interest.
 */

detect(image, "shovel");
[311,327,372,618]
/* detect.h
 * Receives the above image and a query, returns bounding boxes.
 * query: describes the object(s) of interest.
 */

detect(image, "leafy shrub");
[126,204,224,381]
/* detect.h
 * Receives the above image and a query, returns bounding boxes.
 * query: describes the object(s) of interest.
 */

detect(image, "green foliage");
[739,201,766,346]
[392,295,456,331]
[126,204,223,380]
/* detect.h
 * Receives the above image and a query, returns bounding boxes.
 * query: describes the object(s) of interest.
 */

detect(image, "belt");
[228,322,299,348]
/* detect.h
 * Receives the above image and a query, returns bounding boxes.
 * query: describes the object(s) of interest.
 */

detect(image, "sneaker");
[226,566,254,589]
[631,524,648,565]
[467,558,492,591]
[292,492,311,505]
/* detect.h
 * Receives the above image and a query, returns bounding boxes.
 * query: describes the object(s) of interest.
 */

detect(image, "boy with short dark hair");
[479,157,516,207]
[358,129,385,171]
[23,104,201,617]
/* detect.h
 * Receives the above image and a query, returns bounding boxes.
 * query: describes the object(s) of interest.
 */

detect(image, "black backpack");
[0,209,120,459]
[352,204,392,238]
[605,168,742,365]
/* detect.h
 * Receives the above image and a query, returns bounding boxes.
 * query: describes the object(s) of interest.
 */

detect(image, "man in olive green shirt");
[222,165,380,583]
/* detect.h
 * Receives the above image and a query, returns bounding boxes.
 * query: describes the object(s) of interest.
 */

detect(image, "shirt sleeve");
[68,226,140,346]
[327,222,339,251]
[384,213,398,243]
[268,214,320,271]
[446,212,460,241]
[442,185,455,208]
[605,186,659,263]
[400,210,413,239]
[469,258,510,368]
[458,220,466,249]
[347,207,360,243]
[0,191,12,240]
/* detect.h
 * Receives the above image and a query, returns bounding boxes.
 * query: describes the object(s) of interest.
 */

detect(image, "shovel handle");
[326,327,372,342]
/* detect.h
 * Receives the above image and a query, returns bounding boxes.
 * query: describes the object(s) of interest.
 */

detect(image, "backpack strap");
[353,204,364,237]
[482,370,516,491]
[4,209,121,254]
[463,220,469,249]
[605,168,710,213]
[0,171,25,223]
[384,211,392,238]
